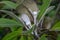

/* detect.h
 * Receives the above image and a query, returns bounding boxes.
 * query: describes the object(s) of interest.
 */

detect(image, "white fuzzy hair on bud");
[33,11,38,16]
[21,14,30,25]
[33,11,38,25]
[27,8,40,25]
[20,14,32,30]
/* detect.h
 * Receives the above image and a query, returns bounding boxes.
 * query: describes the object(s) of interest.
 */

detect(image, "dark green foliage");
[0,0,60,40]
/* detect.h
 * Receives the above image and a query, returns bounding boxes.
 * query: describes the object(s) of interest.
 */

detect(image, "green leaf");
[39,34,47,40]
[0,10,23,26]
[20,35,28,40]
[10,37,17,40]
[44,6,55,14]
[0,18,22,27]
[38,6,55,24]
[57,34,60,40]
[37,0,51,20]
[47,10,56,17]
[28,36,33,40]
[10,27,18,31]
[20,36,24,40]
[0,1,18,9]
[25,24,35,34]
[2,27,23,40]
[51,21,60,31]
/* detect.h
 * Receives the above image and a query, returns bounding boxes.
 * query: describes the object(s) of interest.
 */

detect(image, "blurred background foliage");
[0,0,60,40]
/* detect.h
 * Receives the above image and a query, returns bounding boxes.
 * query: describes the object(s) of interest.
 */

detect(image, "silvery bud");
[19,14,32,30]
